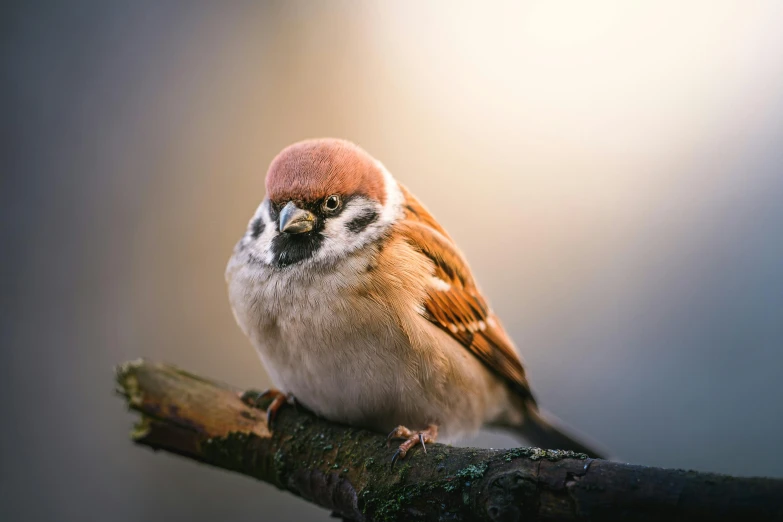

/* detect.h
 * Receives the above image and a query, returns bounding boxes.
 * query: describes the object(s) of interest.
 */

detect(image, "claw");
[265,393,288,428]
[390,448,404,471]
[239,388,292,430]
[386,424,438,472]
[240,388,279,408]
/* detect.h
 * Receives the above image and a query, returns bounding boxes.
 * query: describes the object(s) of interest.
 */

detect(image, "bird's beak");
[279,201,315,234]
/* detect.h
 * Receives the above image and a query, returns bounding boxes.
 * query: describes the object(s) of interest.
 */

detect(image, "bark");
[115,359,783,522]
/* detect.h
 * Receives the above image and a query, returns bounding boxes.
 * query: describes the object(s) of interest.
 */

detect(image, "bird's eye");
[323,194,342,212]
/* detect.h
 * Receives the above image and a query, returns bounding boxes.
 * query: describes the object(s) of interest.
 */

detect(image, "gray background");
[3,1,783,521]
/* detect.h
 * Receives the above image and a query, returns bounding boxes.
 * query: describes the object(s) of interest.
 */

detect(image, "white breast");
[227,249,416,428]
[225,236,515,442]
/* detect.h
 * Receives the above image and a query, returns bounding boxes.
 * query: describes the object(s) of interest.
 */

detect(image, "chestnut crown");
[265,138,386,205]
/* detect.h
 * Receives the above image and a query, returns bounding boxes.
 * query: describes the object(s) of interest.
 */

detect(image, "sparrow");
[226,138,605,466]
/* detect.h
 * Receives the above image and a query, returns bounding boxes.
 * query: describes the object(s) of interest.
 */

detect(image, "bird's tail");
[509,406,608,460]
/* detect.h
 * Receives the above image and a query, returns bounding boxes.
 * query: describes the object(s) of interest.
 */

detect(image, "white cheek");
[327,202,373,239]
[259,220,278,265]
[314,200,382,263]
[242,198,279,265]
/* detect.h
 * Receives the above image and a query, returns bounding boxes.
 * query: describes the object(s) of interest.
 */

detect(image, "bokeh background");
[3,1,783,520]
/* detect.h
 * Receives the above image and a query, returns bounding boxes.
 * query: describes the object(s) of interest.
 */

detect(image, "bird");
[225,138,606,466]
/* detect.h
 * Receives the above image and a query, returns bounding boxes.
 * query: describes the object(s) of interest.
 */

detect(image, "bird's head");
[239,138,402,268]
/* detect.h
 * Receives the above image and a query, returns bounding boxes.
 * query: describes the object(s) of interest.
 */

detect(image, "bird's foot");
[386,424,438,470]
[240,388,295,428]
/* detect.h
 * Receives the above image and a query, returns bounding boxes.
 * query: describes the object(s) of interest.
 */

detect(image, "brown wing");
[398,185,536,402]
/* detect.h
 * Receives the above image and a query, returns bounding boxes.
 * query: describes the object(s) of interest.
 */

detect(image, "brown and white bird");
[226,138,605,464]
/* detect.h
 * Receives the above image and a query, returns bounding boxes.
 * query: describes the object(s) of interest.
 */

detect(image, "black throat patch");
[268,200,327,268]
[270,232,325,268]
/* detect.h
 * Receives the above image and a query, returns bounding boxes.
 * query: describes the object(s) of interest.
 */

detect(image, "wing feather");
[397,185,535,402]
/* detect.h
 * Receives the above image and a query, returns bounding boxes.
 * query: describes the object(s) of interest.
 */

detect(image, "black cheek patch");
[250,218,265,239]
[346,209,379,233]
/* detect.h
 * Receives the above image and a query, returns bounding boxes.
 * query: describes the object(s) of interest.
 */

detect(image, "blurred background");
[3,1,783,520]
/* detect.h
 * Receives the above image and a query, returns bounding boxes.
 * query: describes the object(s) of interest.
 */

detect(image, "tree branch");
[115,359,783,522]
